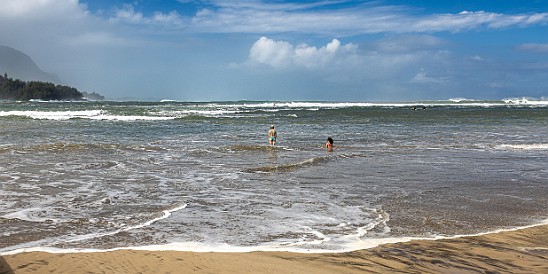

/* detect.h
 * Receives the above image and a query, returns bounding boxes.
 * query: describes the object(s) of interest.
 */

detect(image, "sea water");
[0,100,547,254]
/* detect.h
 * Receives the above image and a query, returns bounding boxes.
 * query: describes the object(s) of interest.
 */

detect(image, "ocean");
[1,99,547,254]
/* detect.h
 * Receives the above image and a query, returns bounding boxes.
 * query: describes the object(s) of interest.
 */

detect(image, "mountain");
[0,45,60,83]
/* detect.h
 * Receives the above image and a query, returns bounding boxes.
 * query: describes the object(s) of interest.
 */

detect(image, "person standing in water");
[268,125,277,146]
[326,137,334,152]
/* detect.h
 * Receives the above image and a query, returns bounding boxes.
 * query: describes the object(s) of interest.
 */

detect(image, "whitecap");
[498,144,548,150]
[0,110,104,120]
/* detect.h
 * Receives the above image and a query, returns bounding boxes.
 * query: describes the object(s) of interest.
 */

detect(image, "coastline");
[2,224,546,274]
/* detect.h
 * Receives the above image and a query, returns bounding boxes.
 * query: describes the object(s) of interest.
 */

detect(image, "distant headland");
[0,73,104,101]
[0,45,104,101]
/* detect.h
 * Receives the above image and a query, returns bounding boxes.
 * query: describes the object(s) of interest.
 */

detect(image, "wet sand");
[1,224,547,274]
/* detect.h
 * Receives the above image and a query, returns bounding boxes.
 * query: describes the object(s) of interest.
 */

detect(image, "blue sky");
[1,0,548,101]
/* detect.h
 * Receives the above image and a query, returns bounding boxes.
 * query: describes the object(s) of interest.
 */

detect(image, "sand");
[1,224,547,274]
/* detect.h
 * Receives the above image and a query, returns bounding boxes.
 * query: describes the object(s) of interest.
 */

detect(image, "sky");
[1,0,548,101]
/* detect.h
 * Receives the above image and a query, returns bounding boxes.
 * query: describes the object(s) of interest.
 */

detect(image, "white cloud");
[185,2,548,35]
[9,1,542,41]
[111,5,145,24]
[243,35,457,94]
[374,35,445,53]
[0,0,88,20]
[64,31,130,47]
[109,4,185,27]
[411,11,497,32]
[517,43,548,53]
[0,0,102,49]
[152,11,183,25]
[249,37,294,68]
[470,55,484,61]
[0,0,139,51]
[99,2,548,35]
[410,69,448,84]
[247,37,358,69]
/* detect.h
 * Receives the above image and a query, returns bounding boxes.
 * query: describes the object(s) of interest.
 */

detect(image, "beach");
[2,224,546,273]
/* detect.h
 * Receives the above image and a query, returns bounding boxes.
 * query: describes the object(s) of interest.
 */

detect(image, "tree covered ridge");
[0,73,103,101]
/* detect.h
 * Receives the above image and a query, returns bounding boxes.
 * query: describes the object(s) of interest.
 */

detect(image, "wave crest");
[498,144,548,150]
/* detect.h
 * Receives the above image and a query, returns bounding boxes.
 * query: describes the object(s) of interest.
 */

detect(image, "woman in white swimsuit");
[268,125,277,146]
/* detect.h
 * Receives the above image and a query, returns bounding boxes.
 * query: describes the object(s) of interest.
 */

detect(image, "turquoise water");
[0,100,547,253]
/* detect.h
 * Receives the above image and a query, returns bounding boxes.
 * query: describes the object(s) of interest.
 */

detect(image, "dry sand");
[1,224,547,274]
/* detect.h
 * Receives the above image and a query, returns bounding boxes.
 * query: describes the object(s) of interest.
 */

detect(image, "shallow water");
[1,100,547,253]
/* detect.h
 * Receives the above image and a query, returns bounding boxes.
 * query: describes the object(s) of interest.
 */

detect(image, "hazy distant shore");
[2,224,546,274]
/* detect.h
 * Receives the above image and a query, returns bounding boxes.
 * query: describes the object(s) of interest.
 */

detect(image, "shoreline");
[2,224,546,273]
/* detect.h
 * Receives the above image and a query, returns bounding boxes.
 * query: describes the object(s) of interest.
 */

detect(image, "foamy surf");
[0,110,176,121]
[0,204,188,254]
[0,110,104,120]
[1,100,546,258]
[2,99,547,121]
[498,144,548,150]
[62,203,189,244]
[2,219,547,256]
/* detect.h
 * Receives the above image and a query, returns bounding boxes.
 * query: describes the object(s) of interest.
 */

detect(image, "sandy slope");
[1,224,547,273]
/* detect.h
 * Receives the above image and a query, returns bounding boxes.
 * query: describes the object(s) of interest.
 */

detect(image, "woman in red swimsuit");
[326,137,333,152]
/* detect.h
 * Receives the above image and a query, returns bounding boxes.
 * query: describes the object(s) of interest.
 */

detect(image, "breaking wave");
[1,99,547,121]
[498,144,548,150]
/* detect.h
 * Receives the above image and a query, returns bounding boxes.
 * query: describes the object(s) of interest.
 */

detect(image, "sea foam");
[3,219,547,255]
[499,144,548,150]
